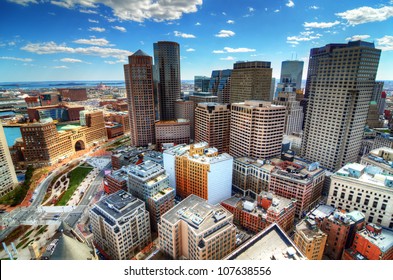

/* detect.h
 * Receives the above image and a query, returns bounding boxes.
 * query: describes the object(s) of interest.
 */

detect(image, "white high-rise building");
[0,122,17,197]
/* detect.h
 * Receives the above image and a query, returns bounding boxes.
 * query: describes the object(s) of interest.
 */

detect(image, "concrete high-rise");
[301,41,381,171]
[272,85,304,135]
[229,101,286,159]
[174,99,194,140]
[154,41,181,121]
[0,122,18,197]
[280,60,304,90]
[195,103,231,153]
[194,76,210,92]
[230,61,272,103]
[124,50,156,146]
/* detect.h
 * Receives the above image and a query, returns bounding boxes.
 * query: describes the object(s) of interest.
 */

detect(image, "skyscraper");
[124,50,156,146]
[194,76,210,92]
[301,41,381,171]
[280,60,304,90]
[154,41,181,121]
[0,122,17,197]
[229,101,286,159]
[195,102,231,153]
[208,69,232,103]
[230,61,272,103]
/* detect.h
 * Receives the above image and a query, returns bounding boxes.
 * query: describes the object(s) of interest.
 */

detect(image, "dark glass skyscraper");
[280,60,304,90]
[153,41,181,121]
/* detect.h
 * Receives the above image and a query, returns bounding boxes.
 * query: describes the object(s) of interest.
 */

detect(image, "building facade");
[280,60,304,90]
[194,103,231,153]
[124,50,156,146]
[89,190,151,260]
[154,41,181,121]
[158,194,236,260]
[293,219,327,260]
[0,122,18,197]
[230,61,272,103]
[155,120,190,150]
[229,101,286,159]
[301,41,381,171]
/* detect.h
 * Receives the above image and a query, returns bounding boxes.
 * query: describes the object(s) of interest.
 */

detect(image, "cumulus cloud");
[213,47,255,54]
[73,38,110,46]
[21,41,132,60]
[80,9,98,14]
[174,31,196,38]
[309,6,319,10]
[215,30,235,38]
[227,20,235,24]
[53,65,69,69]
[287,31,322,43]
[336,6,393,26]
[88,19,99,23]
[345,35,371,41]
[195,22,201,26]
[274,9,280,13]
[60,58,83,63]
[248,7,255,12]
[376,35,393,51]
[112,26,126,32]
[286,0,295,8]
[89,27,106,32]
[186,48,195,52]
[11,0,202,22]
[304,20,341,28]
[0,56,33,62]
[220,56,236,61]
[7,0,38,6]
[104,59,127,64]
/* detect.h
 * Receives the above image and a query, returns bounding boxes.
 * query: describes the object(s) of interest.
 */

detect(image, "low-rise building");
[343,223,393,260]
[155,120,190,151]
[361,147,393,175]
[158,195,236,260]
[293,219,327,260]
[89,190,151,260]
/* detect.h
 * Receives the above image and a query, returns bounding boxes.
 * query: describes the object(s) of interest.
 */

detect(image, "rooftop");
[126,160,164,181]
[225,223,305,260]
[149,187,175,202]
[92,190,145,224]
[161,194,232,234]
[359,225,393,253]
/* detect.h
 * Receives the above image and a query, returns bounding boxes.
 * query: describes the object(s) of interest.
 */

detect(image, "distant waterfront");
[0,80,125,90]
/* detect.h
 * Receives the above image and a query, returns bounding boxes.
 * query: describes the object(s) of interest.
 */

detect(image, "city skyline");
[1,0,393,82]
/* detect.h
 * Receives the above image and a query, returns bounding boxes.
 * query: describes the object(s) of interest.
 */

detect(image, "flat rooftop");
[359,226,393,253]
[225,223,305,260]
[92,190,145,224]
[161,194,232,234]
[126,160,164,180]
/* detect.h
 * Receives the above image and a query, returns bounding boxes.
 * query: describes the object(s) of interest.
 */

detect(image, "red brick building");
[58,88,87,101]
[343,223,393,260]
[105,168,128,194]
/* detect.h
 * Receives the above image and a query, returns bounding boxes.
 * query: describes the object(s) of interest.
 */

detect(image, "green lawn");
[55,166,93,206]
[0,166,34,206]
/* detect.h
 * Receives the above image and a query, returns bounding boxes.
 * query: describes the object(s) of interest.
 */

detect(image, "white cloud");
[21,41,132,60]
[287,41,299,45]
[223,47,255,53]
[215,30,235,38]
[53,65,69,69]
[227,20,235,24]
[7,0,38,6]
[287,32,322,43]
[88,19,99,23]
[309,6,319,10]
[222,12,226,16]
[212,50,225,54]
[73,38,110,46]
[248,7,255,12]
[14,0,202,22]
[174,31,196,38]
[336,6,393,26]
[112,26,126,32]
[0,56,33,62]
[345,35,371,41]
[89,27,106,32]
[186,48,195,52]
[104,59,127,64]
[60,58,83,63]
[220,56,236,61]
[195,22,201,26]
[376,35,393,51]
[274,9,280,13]
[304,20,340,28]
[79,9,98,14]
[286,0,295,8]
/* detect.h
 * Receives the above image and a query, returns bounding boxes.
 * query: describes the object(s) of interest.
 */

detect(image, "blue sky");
[1,0,393,82]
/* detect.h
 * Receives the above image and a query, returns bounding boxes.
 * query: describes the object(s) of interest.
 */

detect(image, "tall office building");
[208,69,232,103]
[153,41,181,121]
[230,101,286,159]
[372,81,386,115]
[158,194,236,260]
[280,60,304,90]
[194,76,210,92]
[230,61,273,103]
[124,50,156,146]
[272,85,304,135]
[174,99,194,140]
[195,103,231,153]
[0,122,18,197]
[301,41,381,171]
